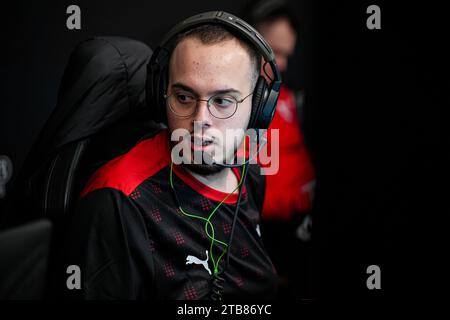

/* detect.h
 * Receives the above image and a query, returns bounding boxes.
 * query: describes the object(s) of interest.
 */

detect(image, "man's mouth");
[190,135,214,152]
[191,136,214,146]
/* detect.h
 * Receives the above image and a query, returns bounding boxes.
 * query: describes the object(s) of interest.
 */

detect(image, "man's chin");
[182,163,224,176]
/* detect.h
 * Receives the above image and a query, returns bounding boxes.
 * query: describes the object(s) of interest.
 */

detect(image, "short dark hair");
[172,24,261,88]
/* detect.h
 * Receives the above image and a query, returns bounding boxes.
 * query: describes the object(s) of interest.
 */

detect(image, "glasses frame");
[164,91,253,119]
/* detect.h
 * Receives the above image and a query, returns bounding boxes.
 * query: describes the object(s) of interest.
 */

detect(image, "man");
[60,15,278,300]
[244,0,316,298]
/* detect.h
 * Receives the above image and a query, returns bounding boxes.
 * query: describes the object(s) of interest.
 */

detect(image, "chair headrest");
[34,37,153,162]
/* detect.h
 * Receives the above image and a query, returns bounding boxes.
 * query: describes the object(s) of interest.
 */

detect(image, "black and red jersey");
[61,129,278,300]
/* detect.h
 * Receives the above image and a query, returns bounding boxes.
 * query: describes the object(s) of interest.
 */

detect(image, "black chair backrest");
[2,36,160,227]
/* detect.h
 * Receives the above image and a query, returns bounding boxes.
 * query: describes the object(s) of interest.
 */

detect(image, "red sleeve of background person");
[261,85,315,220]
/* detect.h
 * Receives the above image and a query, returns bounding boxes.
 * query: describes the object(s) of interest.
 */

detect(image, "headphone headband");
[157,11,281,83]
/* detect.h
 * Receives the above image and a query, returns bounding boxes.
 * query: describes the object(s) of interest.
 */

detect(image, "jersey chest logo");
[186,250,212,275]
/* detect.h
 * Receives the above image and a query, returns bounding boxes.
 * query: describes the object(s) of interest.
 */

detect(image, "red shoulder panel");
[80,130,170,198]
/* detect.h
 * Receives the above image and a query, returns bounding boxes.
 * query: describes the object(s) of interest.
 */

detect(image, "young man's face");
[167,37,254,174]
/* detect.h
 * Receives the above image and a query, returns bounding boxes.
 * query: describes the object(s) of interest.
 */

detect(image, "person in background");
[243,0,316,299]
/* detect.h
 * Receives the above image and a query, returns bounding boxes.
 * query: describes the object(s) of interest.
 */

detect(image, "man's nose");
[192,100,212,126]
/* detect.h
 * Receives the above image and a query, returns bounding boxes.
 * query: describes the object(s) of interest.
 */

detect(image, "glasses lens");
[167,91,196,117]
[208,94,238,119]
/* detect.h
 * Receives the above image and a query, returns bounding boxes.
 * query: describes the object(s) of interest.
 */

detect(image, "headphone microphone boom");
[211,134,269,168]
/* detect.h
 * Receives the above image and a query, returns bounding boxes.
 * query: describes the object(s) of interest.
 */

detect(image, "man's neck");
[185,167,239,194]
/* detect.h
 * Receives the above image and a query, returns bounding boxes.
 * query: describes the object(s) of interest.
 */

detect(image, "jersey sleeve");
[60,188,155,299]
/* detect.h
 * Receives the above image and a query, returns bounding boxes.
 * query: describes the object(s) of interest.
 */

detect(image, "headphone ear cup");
[146,48,170,125]
[145,62,154,116]
[156,67,168,124]
[146,61,163,124]
[250,76,269,129]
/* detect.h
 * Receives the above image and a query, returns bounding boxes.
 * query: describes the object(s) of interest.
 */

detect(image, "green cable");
[168,139,247,274]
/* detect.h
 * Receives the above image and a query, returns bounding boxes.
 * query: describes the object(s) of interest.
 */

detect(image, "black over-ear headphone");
[146,11,282,129]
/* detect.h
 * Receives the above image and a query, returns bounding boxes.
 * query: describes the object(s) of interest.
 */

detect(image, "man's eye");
[212,96,235,108]
[176,94,195,104]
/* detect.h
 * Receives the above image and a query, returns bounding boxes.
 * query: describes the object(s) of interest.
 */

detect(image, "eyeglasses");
[164,90,253,119]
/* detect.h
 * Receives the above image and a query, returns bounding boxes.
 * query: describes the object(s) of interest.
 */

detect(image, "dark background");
[0,0,445,300]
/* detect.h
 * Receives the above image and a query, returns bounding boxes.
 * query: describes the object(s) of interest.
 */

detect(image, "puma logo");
[256,224,261,237]
[186,250,211,275]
